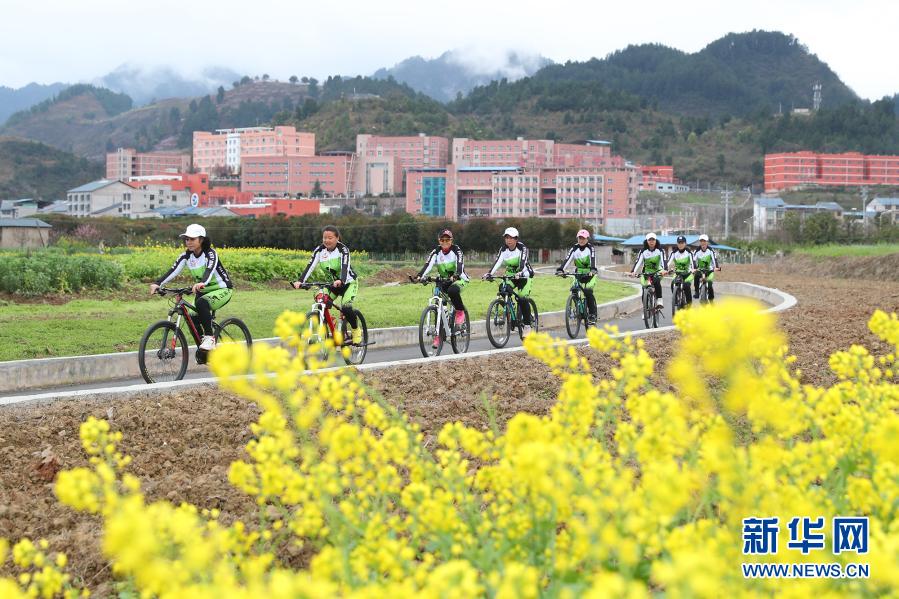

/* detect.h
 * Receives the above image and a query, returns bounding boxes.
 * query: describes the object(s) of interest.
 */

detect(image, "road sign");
[190,193,199,208]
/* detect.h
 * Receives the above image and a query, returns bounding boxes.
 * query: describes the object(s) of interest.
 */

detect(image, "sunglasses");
[439,237,453,242]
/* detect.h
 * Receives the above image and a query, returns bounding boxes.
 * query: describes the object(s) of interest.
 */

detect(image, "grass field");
[795,244,899,257]
[0,277,634,361]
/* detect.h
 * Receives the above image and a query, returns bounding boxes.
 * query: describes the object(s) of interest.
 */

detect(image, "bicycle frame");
[427,283,455,336]
[308,287,341,339]
[491,276,521,326]
[158,288,204,345]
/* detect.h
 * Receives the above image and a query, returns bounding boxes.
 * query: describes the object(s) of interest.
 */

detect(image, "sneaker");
[522,325,533,337]
[587,316,597,327]
[352,328,363,345]
[199,335,216,351]
[693,292,700,299]
[454,310,465,326]
[432,335,441,349]
[656,299,664,309]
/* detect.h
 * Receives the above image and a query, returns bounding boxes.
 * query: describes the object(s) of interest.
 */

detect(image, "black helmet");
[676,235,687,243]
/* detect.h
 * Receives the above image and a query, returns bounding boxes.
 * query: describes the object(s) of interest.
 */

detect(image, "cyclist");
[666,235,695,308]
[692,234,721,301]
[482,226,535,336]
[630,232,666,310]
[555,229,599,326]
[413,229,469,347]
[149,223,233,351]
[292,225,362,344]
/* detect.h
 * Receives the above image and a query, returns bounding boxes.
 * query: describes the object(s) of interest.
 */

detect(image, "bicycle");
[299,281,370,365]
[670,271,691,317]
[484,275,540,348]
[411,275,471,357]
[695,269,716,304]
[139,287,252,384]
[634,272,664,329]
[557,271,595,339]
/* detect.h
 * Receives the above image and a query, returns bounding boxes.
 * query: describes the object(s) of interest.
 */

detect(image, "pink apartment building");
[240,155,351,197]
[106,148,191,180]
[354,134,449,195]
[406,163,638,226]
[193,126,315,174]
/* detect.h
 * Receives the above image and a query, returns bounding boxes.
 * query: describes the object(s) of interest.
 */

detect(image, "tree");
[716,153,726,176]
[301,76,309,84]
[311,180,323,198]
[262,74,270,81]
[216,86,226,104]
[308,78,319,99]
[240,75,252,85]
[289,75,299,84]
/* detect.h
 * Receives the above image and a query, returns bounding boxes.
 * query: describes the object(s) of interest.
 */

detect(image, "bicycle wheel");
[450,308,471,354]
[700,281,708,304]
[341,310,368,365]
[215,317,253,351]
[138,320,188,384]
[418,305,443,357]
[672,287,682,318]
[528,299,540,334]
[486,299,510,348]
[565,294,581,339]
[306,310,332,362]
[642,290,653,328]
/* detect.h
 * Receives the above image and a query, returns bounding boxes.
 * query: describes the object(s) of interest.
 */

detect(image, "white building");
[866,197,899,224]
[67,180,191,219]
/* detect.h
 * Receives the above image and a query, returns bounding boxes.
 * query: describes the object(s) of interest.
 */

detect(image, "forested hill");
[451,31,859,118]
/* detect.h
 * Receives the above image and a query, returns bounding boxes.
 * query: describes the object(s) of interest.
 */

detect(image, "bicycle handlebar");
[156,286,194,296]
[484,274,525,282]
[410,275,457,284]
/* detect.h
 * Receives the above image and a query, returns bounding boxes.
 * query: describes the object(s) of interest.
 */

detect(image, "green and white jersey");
[632,248,665,275]
[156,248,233,293]
[299,242,357,284]
[418,245,469,281]
[489,241,534,278]
[666,248,695,274]
[560,243,596,274]
[693,247,719,271]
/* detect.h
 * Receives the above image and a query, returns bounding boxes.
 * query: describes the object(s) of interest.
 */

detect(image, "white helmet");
[503,227,520,238]
[699,234,709,242]
[645,232,657,241]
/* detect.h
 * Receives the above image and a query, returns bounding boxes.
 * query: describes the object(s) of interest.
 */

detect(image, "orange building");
[638,165,676,190]
[764,151,899,192]
[225,198,322,217]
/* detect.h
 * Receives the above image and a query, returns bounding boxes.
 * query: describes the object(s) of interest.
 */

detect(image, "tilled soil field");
[1,261,898,594]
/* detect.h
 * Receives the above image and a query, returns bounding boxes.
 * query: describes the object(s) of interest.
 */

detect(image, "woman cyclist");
[666,235,695,308]
[692,234,721,301]
[555,229,599,325]
[483,226,535,336]
[413,229,469,348]
[150,223,233,351]
[630,232,666,310]
[292,225,362,344]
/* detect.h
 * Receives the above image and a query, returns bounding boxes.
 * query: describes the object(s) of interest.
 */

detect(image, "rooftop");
[0,218,52,228]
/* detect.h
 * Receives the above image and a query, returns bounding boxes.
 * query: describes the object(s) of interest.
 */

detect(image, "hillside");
[465,30,858,118]
[0,82,69,125]
[0,80,315,160]
[372,50,551,102]
[0,137,103,201]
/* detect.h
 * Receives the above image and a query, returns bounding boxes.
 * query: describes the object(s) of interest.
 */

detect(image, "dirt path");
[1,262,897,593]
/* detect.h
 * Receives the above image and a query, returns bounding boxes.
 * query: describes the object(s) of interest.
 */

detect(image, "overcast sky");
[0,0,896,99]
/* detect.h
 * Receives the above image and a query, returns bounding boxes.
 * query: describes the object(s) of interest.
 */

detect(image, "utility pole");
[721,184,732,239]
[861,186,869,238]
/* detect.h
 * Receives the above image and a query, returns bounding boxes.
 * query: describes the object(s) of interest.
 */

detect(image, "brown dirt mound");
[772,252,899,280]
